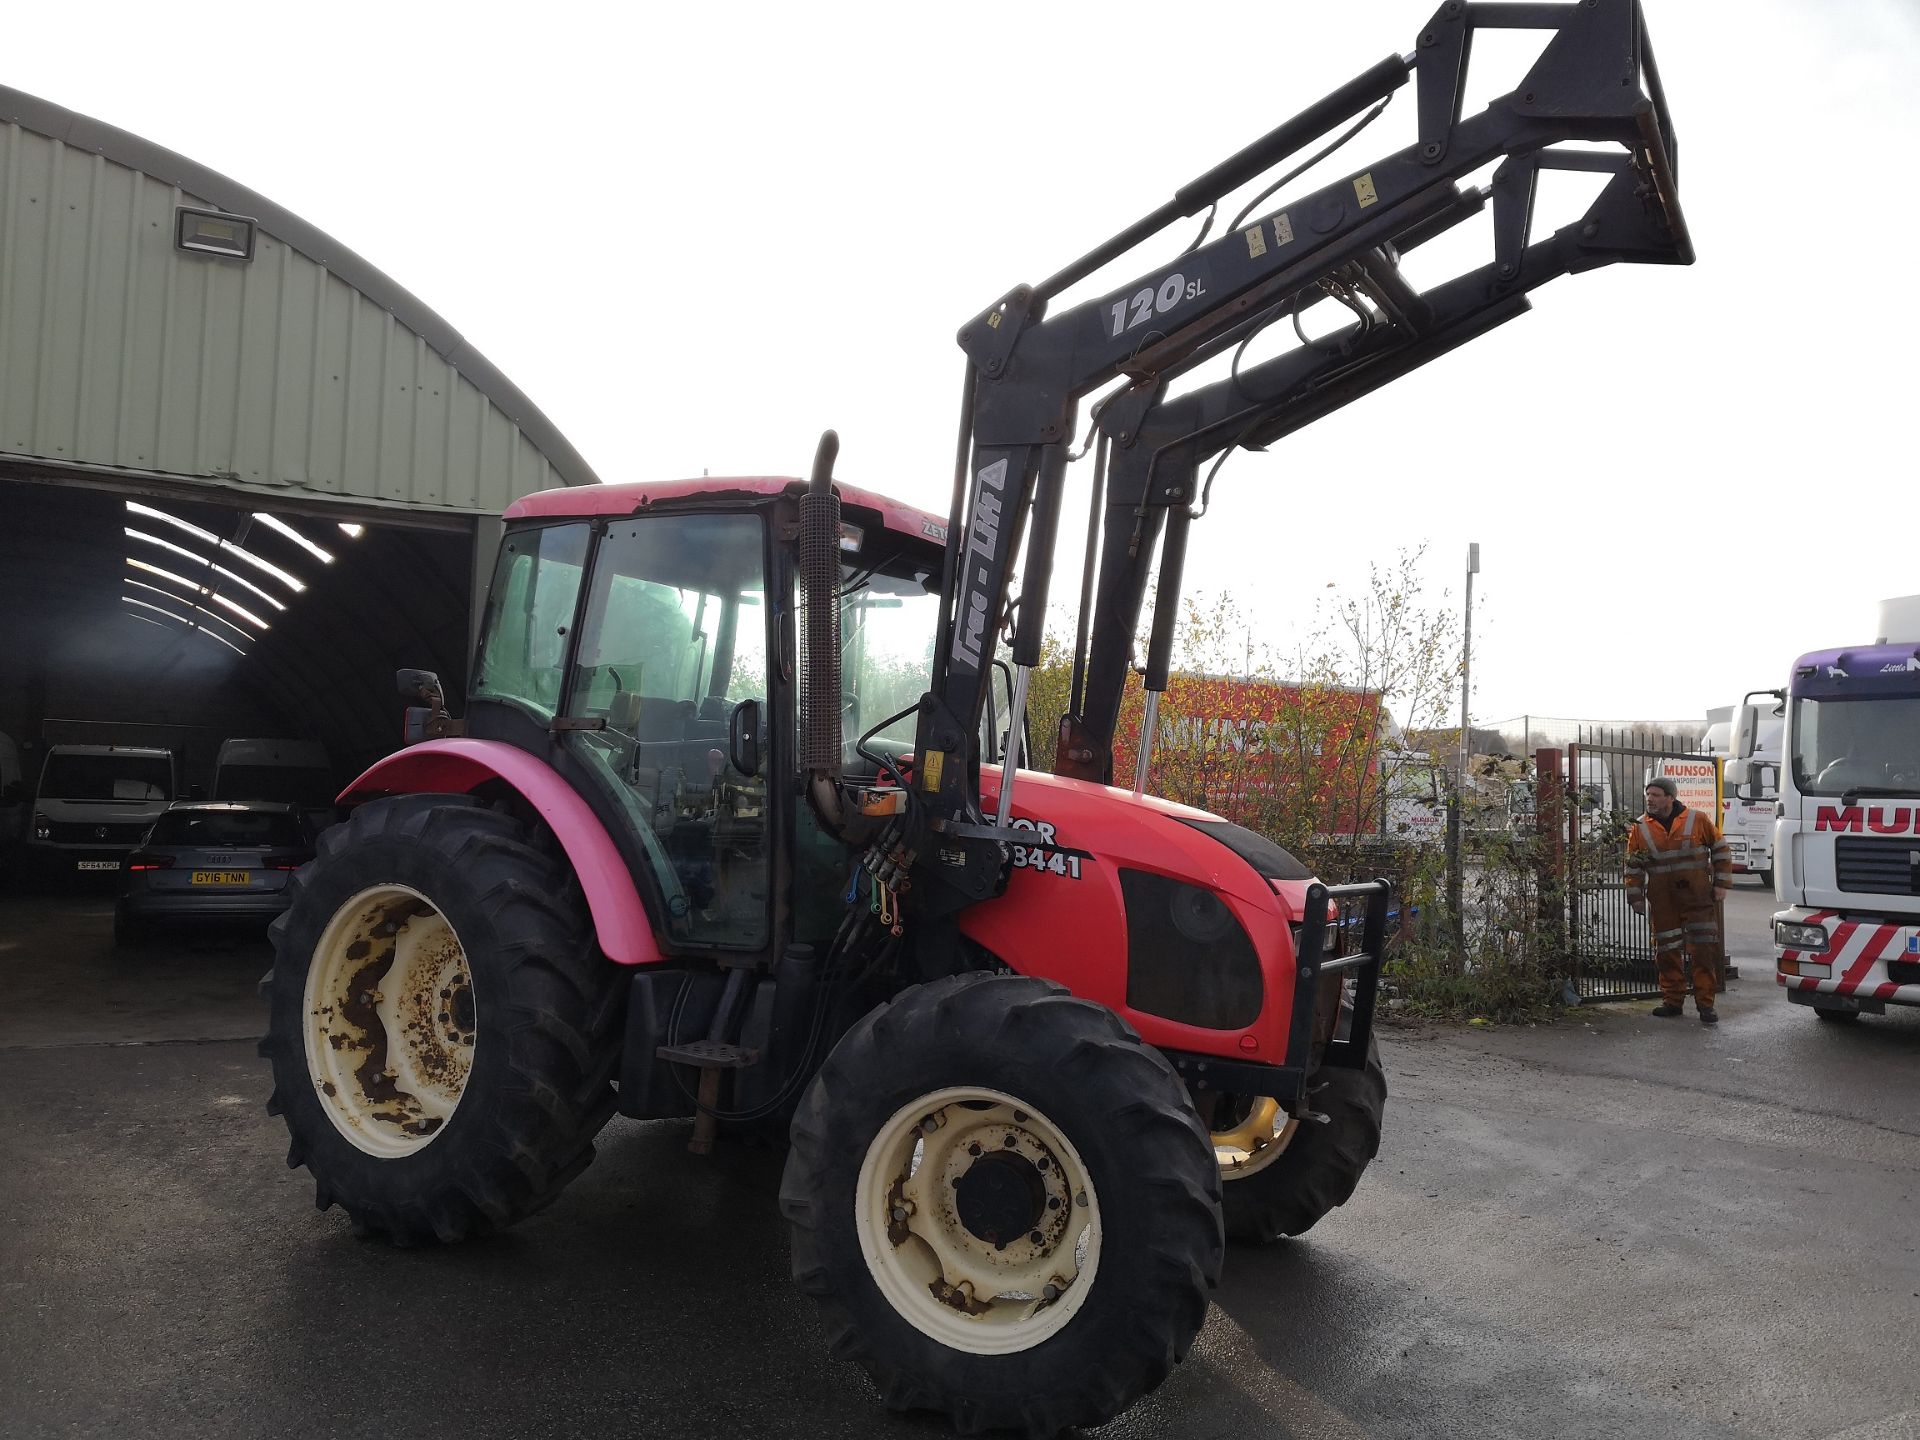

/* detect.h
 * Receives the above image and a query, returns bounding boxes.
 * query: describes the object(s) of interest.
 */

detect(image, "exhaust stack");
[798,430,843,780]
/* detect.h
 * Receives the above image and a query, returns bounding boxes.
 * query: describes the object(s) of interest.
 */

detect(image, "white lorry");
[1770,595,1920,1021]
[26,743,177,875]
[1722,692,1784,882]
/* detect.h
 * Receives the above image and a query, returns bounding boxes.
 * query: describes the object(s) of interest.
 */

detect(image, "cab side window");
[472,524,589,719]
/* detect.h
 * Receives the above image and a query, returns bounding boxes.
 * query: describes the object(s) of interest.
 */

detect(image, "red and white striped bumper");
[1775,908,1920,1007]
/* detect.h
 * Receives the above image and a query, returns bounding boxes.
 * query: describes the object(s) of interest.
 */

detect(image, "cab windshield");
[1790,695,1920,796]
[840,557,938,773]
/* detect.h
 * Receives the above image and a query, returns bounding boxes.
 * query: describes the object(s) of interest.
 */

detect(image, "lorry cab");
[1772,621,1920,1019]
[28,743,177,874]
[1722,696,1783,880]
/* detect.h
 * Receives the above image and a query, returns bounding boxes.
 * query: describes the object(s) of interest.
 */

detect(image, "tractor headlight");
[1289,922,1339,959]
[1774,920,1828,952]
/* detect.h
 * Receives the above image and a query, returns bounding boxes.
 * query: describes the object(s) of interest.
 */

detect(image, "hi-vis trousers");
[1648,876,1720,1009]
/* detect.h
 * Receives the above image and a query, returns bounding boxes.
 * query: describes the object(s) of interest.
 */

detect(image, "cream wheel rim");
[302,883,476,1158]
[854,1087,1101,1355]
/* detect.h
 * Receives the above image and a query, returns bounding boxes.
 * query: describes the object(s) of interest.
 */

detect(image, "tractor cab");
[465,477,947,959]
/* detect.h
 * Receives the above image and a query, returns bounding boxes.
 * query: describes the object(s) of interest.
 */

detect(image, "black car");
[114,802,315,946]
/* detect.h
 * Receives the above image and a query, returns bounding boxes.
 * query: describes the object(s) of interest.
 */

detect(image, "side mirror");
[186,784,207,801]
[728,698,763,778]
[397,668,444,707]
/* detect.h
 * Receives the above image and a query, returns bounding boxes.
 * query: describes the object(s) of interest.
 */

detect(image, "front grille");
[1121,869,1263,1030]
[46,820,149,845]
[1834,836,1920,896]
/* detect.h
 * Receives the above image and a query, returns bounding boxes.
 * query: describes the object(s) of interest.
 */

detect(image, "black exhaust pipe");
[798,430,843,779]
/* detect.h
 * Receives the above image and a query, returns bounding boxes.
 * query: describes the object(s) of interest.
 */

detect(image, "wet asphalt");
[0,878,1915,1439]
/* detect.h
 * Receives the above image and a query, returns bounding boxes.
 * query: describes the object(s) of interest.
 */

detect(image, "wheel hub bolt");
[1047,1197,1060,1210]
[968,1143,982,1157]
[1002,1135,1017,1148]
[1043,1284,1061,1301]
[1036,1157,1049,1171]
[1075,1191,1088,1208]
[892,1206,908,1222]
[1028,1230,1044,1245]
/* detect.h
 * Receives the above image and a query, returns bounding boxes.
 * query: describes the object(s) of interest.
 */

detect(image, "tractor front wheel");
[1213,1034,1386,1244]
[259,795,624,1244]
[781,973,1222,1436]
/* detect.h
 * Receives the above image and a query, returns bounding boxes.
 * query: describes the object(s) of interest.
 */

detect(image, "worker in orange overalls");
[1625,776,1733,1023]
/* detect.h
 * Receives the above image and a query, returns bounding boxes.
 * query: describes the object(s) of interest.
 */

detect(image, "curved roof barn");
[0,83,598,512]
[0,84,596,779]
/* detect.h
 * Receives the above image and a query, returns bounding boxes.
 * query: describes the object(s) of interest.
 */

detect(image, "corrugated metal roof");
[0,86,598,515]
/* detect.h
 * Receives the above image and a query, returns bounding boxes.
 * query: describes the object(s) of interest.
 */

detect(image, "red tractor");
[260,5,1689,1432]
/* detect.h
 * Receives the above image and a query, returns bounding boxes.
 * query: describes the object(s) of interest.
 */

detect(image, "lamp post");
[1447,542,1479,960]
[1461,542,1479,788]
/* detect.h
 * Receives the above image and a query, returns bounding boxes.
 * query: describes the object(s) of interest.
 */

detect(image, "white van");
[212,739,336,829]
[29,744,177,873]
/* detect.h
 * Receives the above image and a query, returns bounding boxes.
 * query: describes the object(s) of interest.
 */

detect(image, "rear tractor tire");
[781,973,1223,1437]
[1211,1035,1386,1245]
[258,795,624,1244]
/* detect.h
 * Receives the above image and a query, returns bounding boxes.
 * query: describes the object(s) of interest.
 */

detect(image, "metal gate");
[1566,727,1717,1001]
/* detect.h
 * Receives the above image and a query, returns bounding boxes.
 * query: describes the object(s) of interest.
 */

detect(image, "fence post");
[1535,746,1568,983]
[1566,739,1581,997]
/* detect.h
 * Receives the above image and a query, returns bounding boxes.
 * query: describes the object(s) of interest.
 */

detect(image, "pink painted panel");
[340,738,661,966]
[503,475,949,547]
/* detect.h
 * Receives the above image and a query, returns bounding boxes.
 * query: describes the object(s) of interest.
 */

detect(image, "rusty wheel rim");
[854,1087,1101,1355]
[1212,1095,1297,1180]
[303,884,475,1158]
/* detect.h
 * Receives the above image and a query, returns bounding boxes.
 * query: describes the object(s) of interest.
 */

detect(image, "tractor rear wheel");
[781,973,1222,1437]
[1213,1034,1385,1244]
[259,795,623,1244]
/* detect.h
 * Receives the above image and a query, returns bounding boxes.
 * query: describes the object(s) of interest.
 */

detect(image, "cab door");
[559,511,773,953]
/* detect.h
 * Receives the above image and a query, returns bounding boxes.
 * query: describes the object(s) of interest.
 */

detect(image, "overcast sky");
[11,0,1918,727]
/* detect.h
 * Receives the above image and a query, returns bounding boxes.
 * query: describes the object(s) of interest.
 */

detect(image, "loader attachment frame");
[904,0,1691,912]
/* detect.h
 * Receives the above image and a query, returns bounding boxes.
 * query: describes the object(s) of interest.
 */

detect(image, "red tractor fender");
[339,737,662,966]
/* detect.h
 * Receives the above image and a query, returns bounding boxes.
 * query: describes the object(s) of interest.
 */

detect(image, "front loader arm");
[1062,146,1684,782]
[901,0,1690,920]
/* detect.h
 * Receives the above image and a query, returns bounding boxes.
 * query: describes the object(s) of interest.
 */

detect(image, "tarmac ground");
[2,876,1915,1439]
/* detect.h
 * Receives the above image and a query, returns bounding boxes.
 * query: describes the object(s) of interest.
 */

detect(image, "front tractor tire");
[1212,1035,1386,1245]
[780,973,1223,1437]
[259,795,624,1244]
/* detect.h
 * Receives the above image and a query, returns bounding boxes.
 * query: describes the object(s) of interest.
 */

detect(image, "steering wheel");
[1816,758,1876,790]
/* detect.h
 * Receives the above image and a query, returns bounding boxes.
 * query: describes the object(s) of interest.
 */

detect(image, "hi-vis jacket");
[1623,806,1732,900]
